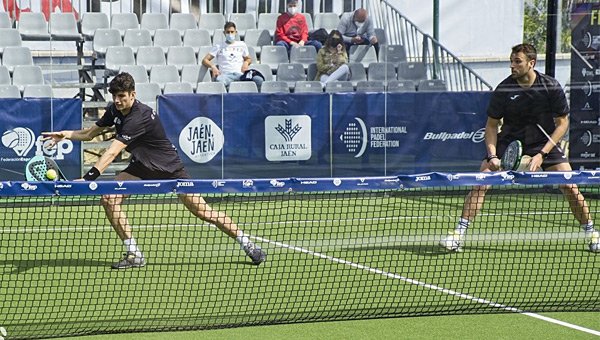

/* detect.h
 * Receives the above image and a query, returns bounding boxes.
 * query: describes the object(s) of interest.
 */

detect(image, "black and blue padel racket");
[25,156,67,181]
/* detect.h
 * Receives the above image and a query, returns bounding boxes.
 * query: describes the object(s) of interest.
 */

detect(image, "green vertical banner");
[570,2,600,170]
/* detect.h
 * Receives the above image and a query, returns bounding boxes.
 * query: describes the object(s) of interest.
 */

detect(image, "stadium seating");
[149,65,180,90]
[123,29,153,54]
[12,65,44,91]
[0,12,12,28]
[397,61,427,81]
[304,13,314,31]
[80,12,110,40]
[92,29,122,57]
[290,45,317,70]
[378,45,407,68]
[2,46,34,73]
[163,81,194,94]
[111,13,140,37]
[118,65,149,83]
[228,81,258,93]
[134,82,161,110]
[136,46,167,73]
[313,13,339,31]
[294,81,323,93]
[153,29,183,54]
[349,45,378,69]
[374,28,387,46]
[23,84,53,97]
[170,13,197,37]
[356,80,385,92]
[249,63,274,82]
[387,79,416,92]
[196,82,226,94]
[243,29,271,55]
[229,13,256,37]
[181,65,211,90]
[257,13,278,37]
[0,66,11,85]
[0,84,20,98]
[260,46,289,72]
[49,13,83,42]
[166,46,197,72]
[247,46,258,65]
[141,13,169,36]
[417,79,447,92]
[260,80,290,93]
[197,13,226,36]
[307,63,318,82]
[367,62,396,84]
[182,29,212,54]
[347,62,367,87]
[0,28,22,54]
[276,63,306,89]
[17,12,50,40]
[104,46,136,76]
[325,81,354,93]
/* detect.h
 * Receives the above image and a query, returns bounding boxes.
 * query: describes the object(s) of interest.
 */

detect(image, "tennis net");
[0,171,599,339]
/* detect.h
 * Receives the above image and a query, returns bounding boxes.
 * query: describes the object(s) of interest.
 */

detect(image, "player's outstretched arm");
[41,124,107,146]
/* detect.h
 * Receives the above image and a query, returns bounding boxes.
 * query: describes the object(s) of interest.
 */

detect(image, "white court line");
[251,235,600,337]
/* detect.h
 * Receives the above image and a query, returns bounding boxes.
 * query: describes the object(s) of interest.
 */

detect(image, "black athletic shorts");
[122,160,191,180]
[490,139,568,170]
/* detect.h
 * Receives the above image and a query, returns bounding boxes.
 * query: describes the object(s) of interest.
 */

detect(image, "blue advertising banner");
[159,92,492,179]
[0,98,82,180]
[160,93,331,179]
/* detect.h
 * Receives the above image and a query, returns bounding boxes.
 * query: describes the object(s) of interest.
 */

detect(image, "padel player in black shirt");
[438,43,597,253]
[42,72,266,268]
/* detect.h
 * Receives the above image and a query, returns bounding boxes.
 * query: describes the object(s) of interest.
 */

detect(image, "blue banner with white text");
[159,92,493,179]
[0,98,82,180]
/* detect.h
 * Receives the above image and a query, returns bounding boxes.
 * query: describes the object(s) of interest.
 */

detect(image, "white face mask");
[355,21,365,30]
[225,33,236,42]
[288,6,298,15]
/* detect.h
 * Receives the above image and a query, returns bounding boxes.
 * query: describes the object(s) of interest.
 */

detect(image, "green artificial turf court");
[0,184,598,339]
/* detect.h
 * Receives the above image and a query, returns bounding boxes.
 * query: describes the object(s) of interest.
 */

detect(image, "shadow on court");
[0,258,111,274]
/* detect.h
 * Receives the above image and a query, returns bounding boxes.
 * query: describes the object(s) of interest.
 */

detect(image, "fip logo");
[2,127,35,156]
[2,127,74,159]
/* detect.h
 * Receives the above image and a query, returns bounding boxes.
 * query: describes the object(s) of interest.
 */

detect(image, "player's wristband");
[83,167,100,181]
[538,151,548,159]
[486,155,498,162]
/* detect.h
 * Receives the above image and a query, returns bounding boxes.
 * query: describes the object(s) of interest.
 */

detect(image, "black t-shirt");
[486,71,569,146]
[96,100,185,173]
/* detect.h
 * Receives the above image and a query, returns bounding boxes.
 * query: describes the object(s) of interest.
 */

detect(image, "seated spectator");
[315,30,350,87]
[275,0,322,54]
[201,22,264,90]
[337,8,379,56]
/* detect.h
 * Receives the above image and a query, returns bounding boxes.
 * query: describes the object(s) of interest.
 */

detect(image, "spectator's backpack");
[308,28,329,45]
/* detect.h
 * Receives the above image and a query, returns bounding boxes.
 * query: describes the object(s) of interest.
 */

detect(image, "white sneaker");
[587,231,600,253]
[439,231,463,252]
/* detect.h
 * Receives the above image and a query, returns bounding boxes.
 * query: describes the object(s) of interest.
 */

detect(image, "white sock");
[235,232,251,248]
[456,218,470,236]
[123,237,143,257]
[582,221,595,236]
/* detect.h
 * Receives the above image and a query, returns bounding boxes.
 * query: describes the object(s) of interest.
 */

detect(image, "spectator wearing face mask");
[201,21,264,90]
[314,29,350,88]
[337,8,379,56]
[275,0,322,54]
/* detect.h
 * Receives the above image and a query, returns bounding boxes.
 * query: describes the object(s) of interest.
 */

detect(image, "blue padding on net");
[1,171,598,196]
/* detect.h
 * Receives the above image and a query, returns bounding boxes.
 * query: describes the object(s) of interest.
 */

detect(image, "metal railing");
[366,0,492,91]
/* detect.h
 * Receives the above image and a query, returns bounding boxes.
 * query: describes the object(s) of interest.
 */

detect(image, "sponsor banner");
[0,99,82,180]
[331,92,492,176]
[3,171,600,196]
[570,2,600,170]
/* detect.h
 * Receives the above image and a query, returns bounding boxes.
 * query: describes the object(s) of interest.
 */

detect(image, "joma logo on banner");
[265,115,311,161]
